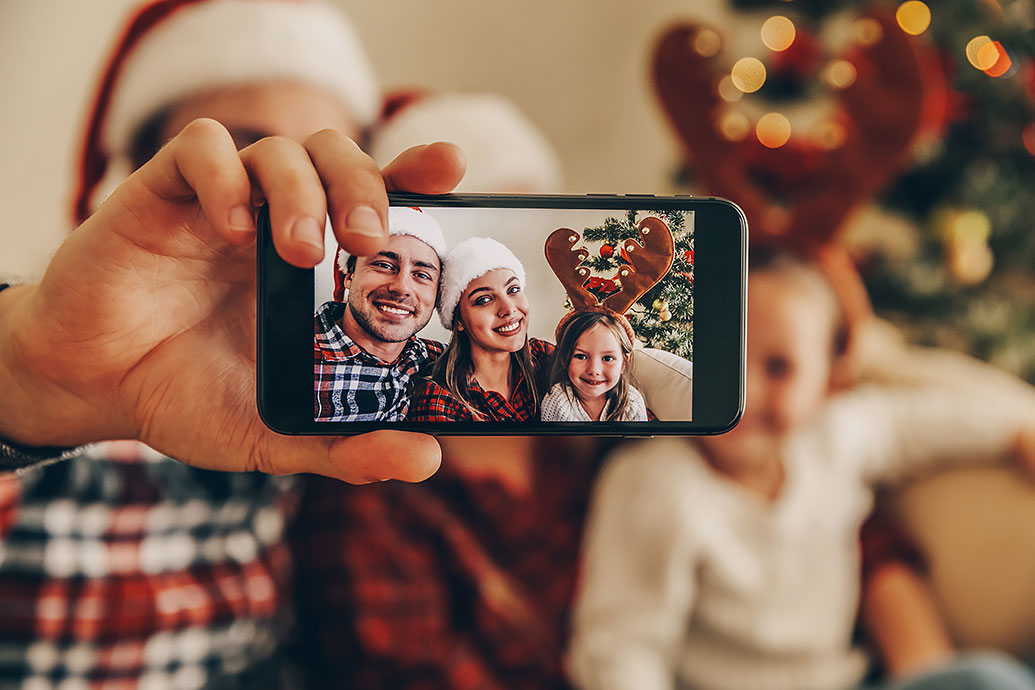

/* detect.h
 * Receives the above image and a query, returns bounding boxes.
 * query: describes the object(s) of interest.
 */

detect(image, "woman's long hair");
[433,319,541,421]
[548,310,633,422]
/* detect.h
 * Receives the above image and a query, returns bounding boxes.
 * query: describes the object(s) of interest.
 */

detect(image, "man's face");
[343,235,440,344]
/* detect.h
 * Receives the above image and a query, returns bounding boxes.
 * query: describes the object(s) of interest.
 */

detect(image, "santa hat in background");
[332,207,448,302]
[369,91,563,194]
[74,0,379,223]
[437,237,526,330]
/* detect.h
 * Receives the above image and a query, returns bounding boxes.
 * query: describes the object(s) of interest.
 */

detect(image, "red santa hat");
[369,91,563,194]
[332,206,448,302]
[73,0,380,224]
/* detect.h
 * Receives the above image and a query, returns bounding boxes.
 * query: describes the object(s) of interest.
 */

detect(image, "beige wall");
[0,0,731,280]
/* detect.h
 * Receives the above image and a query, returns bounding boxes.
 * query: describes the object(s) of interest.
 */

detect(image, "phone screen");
[312,204,694,424]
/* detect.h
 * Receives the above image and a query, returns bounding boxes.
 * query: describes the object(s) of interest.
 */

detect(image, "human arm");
[827,382,1035,485]
[568,440,698,690]
[0,120,465,483]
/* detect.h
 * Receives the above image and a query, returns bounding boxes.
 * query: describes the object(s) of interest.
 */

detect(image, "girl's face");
[567,323,624,402]
[699,270,837,470]
[457,268,529,354]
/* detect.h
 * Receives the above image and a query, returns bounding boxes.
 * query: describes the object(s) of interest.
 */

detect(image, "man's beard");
[347,288,433,344]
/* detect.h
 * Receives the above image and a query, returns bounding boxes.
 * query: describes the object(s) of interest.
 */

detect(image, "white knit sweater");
[569,385,1032,690]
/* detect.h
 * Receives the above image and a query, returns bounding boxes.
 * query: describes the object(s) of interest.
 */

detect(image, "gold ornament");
[653,297,667,311]
[563,297,572,310]
[659,309,673,322]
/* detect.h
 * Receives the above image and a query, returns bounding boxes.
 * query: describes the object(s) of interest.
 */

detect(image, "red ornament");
[684,249,694,264]
[600,243,614,258]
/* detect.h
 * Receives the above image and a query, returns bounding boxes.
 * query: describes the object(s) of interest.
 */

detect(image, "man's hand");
[0,119,465,483]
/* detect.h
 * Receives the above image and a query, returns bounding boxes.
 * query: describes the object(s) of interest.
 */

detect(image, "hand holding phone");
[258,193,746,435]
[0,123,459,482]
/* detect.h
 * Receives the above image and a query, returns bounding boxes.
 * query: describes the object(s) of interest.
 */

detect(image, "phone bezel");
[258,193,746,436]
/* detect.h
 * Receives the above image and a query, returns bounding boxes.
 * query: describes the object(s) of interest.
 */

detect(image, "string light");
[896,1,931,35]
[692,29,722,57]
[853,18,883,46]
[731,57,767,93]
[825,60,858,89]
[812,121,847,150]
[756,113,791,148]
[966,36,996,70]
[717,110,751,141]
[982,42,1011,77]
[717,75,744,102]
[761,16,796,51]
[1023,123,1035,156]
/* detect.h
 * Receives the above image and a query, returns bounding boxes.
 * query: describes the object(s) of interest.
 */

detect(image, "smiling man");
[314,206,448,421]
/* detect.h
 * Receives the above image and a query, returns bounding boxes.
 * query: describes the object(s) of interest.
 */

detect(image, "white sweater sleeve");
[568,440,700,690]
[822,381,1034,484]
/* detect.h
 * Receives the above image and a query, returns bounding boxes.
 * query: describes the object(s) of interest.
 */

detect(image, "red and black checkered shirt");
[289,437,602,690]
[406,339,554,422]
[0,441,297,686]
[314,301,444,422]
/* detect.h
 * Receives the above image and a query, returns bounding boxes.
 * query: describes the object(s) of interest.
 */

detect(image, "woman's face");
[457,268,529,354]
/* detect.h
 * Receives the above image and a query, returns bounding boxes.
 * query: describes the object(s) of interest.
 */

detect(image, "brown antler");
[545,228,596,310]
[603,216,675,313]
[652,10,939,253]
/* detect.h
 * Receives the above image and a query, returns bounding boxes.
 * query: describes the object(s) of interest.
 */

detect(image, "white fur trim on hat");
[438,237,526,330]
[369,93,562,193]
[104,0,379,158]
[336,206,447,274]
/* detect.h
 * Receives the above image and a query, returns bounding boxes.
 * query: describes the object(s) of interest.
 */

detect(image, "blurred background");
[2,0,1033,382]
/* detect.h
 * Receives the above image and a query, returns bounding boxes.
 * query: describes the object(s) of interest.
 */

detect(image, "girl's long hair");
[548,310,634,422]
[433,320,541,421]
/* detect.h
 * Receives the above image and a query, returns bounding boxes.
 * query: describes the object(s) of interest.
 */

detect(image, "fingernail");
[346,205,385,238]
[228,205,254,234]
[291,217,324,250]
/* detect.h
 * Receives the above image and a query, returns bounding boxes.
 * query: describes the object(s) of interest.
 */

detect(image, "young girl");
[568,251,1035,690]
[541,308,648,422]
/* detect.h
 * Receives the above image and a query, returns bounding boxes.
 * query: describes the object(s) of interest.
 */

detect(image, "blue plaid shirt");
[313,301,444,422]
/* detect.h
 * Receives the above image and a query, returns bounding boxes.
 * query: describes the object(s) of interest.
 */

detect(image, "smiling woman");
[407,237,554,422]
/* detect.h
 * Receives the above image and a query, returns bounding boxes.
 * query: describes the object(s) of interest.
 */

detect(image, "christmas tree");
[578,210,695,359]
[671,0,1035,380]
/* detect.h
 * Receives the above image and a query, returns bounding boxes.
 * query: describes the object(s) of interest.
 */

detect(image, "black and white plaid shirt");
[314,301,444,422]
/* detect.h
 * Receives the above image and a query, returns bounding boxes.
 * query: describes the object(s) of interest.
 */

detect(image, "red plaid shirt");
[0,441,297,686]
[314,301,444,422]
[289,438,602,690]
[406,339,554,422]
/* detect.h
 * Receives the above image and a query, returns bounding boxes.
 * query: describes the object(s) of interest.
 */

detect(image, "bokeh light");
[1023,123,1035,156]
[692,29,722,58]
[966,36,996,70]
[717,75,744,102]
[982,42,1011,77]
[896,1,931,36]
[853,18,883,46]
[825,60,858,89]
[756,113,791,148]
[717,110,751,141]
[731,57,767,93]
[812,121,847,150]
[761,16,796,52]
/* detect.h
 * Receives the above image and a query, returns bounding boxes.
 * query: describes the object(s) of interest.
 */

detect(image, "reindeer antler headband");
[545,215,676,341]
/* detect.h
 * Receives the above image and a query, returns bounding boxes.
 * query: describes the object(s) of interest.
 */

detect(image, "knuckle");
[179,117,228,142]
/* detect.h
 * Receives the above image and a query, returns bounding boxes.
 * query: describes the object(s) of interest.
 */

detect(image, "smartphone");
[257,193,745,435]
